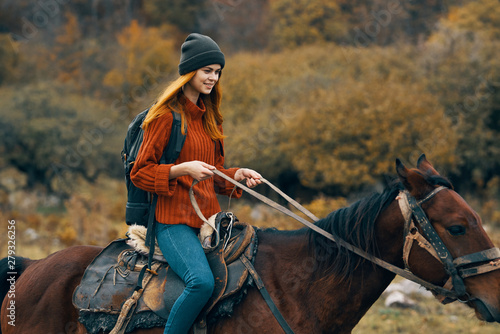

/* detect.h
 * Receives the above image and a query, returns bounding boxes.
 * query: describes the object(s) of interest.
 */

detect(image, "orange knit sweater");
[130,94,242,228]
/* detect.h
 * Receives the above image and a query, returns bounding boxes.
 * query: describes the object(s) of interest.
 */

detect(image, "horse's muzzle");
[473,298,500,323]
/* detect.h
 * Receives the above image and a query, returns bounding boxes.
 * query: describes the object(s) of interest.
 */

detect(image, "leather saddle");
[73,212,257,334]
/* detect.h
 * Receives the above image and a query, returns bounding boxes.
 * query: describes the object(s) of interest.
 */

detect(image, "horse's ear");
[396,158,432,197]
[416,154,440,176]
[396,158,412,191]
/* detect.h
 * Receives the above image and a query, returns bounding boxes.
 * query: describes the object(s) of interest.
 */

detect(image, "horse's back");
[1,245,102,334]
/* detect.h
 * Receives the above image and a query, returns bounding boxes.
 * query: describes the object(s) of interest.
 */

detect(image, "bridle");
[190,171,500,303]
[397,186,500,303]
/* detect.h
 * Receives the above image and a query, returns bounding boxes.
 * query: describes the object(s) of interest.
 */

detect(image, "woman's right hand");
[170,161,215,181]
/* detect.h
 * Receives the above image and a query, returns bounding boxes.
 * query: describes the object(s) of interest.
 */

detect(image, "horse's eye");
[447,225,466,236]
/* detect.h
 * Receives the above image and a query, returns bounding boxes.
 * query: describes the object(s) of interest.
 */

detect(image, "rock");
[384,279,433,298]
[384,291,417,309]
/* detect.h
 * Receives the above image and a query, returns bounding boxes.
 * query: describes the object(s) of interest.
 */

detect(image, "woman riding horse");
[1,155,500,333]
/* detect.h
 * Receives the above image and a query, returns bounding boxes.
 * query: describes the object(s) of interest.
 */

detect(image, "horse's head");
[396,154,500,322]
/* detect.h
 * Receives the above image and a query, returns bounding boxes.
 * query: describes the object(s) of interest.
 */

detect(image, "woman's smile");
[183,64,221,103]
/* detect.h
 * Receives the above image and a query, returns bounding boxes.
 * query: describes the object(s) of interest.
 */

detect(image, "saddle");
[73,212,257,334]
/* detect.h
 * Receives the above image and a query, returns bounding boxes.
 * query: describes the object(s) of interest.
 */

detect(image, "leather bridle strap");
[195,170,460,299]
[454,248,500,267]
[405,188,467,297]
[455,248,500,278]
[398,188,500,301]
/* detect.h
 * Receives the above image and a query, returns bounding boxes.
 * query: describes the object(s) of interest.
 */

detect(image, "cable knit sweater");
[130,94,242,228]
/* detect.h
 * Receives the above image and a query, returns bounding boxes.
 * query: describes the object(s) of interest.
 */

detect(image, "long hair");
[142,71,225,141]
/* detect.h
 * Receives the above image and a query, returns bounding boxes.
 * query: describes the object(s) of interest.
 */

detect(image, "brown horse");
[1,155,500,333]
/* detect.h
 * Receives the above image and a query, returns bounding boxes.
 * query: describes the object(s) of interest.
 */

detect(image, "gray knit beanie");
[178,33,225,75]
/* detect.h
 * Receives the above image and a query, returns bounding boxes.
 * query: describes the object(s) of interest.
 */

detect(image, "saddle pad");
[73,239,143,313]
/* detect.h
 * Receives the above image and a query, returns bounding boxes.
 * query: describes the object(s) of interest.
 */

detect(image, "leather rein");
[189,171,500,323]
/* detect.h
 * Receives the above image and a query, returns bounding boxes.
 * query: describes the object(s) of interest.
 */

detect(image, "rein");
[198,171,461,298]
[189,170,500,330]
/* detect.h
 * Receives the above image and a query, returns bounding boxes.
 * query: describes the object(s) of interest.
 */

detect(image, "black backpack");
[121,108,186,227]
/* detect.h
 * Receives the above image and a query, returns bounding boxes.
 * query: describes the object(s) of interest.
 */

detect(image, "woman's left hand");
[234,168,262,188]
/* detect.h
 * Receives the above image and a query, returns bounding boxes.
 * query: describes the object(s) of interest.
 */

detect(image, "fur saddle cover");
[125,214,218,262]
[73,212,258,334]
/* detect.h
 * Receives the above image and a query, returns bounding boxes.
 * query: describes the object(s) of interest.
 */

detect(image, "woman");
[130,33,261,333]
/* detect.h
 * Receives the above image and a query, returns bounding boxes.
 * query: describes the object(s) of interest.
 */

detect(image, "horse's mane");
[309,173,453,285]
[308,181,403,285]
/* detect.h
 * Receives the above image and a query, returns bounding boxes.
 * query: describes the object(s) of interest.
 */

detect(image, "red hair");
[143,71,225,141]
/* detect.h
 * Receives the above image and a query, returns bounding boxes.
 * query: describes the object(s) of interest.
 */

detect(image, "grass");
[354,292,499,333]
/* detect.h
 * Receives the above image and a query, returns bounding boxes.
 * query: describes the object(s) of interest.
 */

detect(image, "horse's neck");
[255,208,403,332]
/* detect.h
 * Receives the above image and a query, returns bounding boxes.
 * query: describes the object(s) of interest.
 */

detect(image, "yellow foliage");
[222,43,458,193]
[270,0,348,49]
[25,213,42,230]
[57,219,78,246]
[102,69,125,88]
[305,196,348,219]
[113,20,177,88]
[444,0,500,39]
[54,12,83,83]
[55,12,81,46]
[0,34,18,84]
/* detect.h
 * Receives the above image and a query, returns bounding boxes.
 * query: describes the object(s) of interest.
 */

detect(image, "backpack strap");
[137,110,186,290]
[162,111,186,164]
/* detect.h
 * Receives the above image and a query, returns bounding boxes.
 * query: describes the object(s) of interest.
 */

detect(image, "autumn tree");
[0,83,124,194]
[142,0,204,31]
[222,44,458,196]
[102,20,179,115]
[53,12,82,84]
[422,0,500,191]
[0,34,18,85]
[201,0,271,51]
[1,0,498,199]
[269,0,348,49]
[282,52,457,194]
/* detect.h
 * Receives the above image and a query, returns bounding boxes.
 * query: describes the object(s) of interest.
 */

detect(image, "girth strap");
[240,256,295,334]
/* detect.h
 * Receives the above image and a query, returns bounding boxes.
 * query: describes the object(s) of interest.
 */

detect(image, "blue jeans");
[156,223,215,334]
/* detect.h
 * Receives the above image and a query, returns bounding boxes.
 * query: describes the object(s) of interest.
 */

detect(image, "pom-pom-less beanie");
[178,33,225,75]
